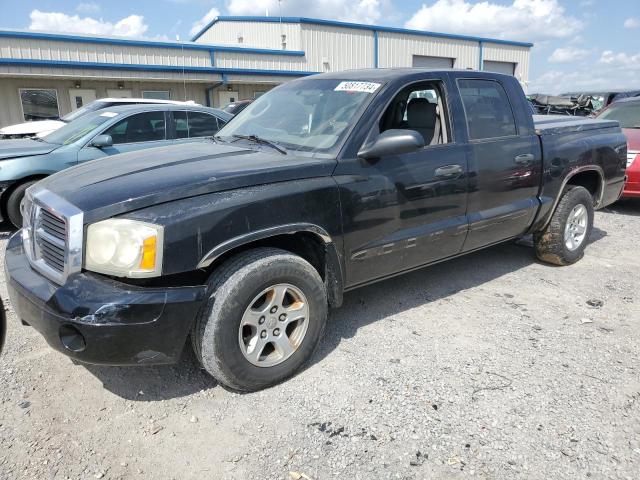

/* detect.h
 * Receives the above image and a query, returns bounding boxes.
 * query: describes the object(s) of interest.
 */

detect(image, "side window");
[103,111,166,144]
[379,81,449,146]
[188,112,220,137]
[172,111,189,139]
[458,79,517,140]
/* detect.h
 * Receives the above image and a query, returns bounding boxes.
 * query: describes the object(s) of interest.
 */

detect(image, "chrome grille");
[628,151,638,168]
[35,209,67,274]
[22,186,84,284]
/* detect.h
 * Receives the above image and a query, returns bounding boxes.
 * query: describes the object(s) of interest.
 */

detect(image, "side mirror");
[91,134,113,148]
[358,129,425,160]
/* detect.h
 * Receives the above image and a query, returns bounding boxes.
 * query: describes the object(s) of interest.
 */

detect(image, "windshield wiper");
[230,134,287,155]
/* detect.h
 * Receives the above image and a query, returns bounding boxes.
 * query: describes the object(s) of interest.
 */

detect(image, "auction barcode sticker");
[100,112,118,117]
[334,81,381,93]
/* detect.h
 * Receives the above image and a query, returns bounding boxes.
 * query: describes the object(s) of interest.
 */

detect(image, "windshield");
[598,102,640,128]
[216,78,382,154]
[61,100,108,122]
[43,110,118,145]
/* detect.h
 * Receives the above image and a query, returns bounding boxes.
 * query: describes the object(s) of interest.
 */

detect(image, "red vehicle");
[597,97,640,197]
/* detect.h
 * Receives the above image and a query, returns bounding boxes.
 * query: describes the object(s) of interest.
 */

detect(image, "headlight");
[84,219,163,277]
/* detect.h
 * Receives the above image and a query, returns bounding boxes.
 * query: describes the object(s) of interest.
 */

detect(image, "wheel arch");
[197,223,344,308]
[540,166,605,231]
[0,174,49,218]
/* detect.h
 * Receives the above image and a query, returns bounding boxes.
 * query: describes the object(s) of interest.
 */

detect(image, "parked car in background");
[0,104,231,227]
[0,98,200,140]
[222,99,253,115]
[560,91,640,114]
[4,69,626,392]
[597,97,640,197]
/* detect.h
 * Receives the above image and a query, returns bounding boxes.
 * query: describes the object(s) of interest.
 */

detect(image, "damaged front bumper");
[5,232,206,365]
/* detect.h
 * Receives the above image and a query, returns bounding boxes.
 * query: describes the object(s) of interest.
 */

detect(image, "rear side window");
[172,111,220,138]
[172,111,189,139]
[188,112,220,137]
[458,79,517,140]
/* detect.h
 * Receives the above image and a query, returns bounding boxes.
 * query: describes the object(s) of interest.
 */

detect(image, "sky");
[0,0,638,94]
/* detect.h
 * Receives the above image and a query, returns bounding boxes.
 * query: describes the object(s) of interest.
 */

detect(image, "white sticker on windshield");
[100,112,118,117]
[334,81,381,94]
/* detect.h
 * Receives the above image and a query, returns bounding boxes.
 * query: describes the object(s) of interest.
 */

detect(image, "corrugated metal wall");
[0,77,209,127]
[196,21,302,51]
[482,42,530,82]
[301,24,374,72]
[213,51,307,72]
[0,64,220,82]
[0,37,210,67]
[378,32,479,69]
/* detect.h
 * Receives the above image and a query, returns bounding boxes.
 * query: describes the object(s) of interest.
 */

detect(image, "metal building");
[0,16,532,128]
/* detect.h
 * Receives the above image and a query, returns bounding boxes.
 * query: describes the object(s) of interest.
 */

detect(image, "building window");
[142,90,171,100]
[19,88,59,121]
[254,91,266,99]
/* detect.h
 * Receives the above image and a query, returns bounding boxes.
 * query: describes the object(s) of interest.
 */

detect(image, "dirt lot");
[1,200,639,480]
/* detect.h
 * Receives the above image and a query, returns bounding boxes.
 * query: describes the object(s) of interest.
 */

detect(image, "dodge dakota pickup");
[5,69,627,391]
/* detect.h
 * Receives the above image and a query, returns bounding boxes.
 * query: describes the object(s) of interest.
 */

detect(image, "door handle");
[435,164,463,178]
[514,153,535,164]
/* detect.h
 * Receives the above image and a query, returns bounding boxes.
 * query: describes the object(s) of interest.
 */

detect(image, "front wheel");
[534,186,594,266]
[6,180,38,229]
[192,248,328,392]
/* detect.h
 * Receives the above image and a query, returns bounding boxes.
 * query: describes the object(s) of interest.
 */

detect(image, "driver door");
[336,77,469,287]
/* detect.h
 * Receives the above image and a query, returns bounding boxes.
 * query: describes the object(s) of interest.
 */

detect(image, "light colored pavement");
[1,200,639,480]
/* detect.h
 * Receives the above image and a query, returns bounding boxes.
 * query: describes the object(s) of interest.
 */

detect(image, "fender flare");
[196,223,344,307]
[540,165,605,230]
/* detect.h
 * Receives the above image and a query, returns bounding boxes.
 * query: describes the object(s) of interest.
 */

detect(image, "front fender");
[124,178,345,302]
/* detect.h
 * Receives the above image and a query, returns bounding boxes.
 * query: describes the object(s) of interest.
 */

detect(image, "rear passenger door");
[457,78,542,251]
[169,110,223,142]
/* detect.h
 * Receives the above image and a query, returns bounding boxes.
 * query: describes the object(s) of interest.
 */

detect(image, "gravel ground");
[1,200,639,480]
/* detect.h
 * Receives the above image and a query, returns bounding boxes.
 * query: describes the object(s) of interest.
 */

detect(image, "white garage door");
[483,61,516,75]
[412,55,454,68]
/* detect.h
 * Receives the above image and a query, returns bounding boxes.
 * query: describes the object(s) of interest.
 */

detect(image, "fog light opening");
[59,324,86,352]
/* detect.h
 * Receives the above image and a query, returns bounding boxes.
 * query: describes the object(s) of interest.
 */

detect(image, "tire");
[534,186,595,266]
[6,180,38,229]
[192,247,328,392]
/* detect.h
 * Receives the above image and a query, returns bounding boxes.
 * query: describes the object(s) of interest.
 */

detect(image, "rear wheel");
[534,186,594,265]
[192,248,327,392]
[6,180,38,228]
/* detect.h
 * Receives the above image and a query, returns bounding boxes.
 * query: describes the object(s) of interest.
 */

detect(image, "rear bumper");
[5,232,207,365]
[623,162,640,197]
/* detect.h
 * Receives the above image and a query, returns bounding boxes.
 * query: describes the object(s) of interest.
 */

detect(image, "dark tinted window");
[172,111,189,139]
[458,79,517,140]
[172,111,220,138]
[598,102,640,128]
[104,111,166,144]
[188,112,220,137]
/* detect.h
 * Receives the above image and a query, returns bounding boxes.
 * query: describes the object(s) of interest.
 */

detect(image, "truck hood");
[0,138,58,160]
[0,120,65,136]
[38,141,336,222]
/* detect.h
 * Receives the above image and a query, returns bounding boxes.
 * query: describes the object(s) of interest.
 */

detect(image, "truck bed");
[533,115,620,136]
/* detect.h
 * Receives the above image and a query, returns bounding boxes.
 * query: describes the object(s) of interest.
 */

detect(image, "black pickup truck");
[5,69,627,391]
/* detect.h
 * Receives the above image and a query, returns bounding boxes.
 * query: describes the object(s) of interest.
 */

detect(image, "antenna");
[177,34,187,103]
